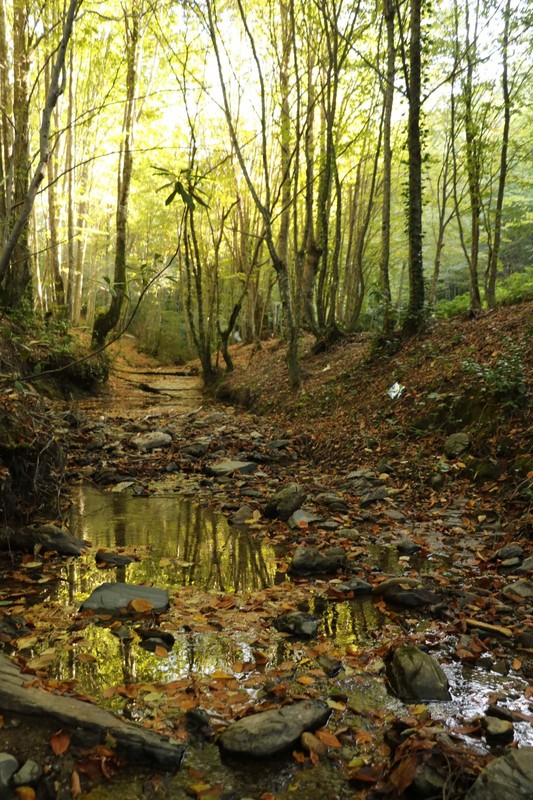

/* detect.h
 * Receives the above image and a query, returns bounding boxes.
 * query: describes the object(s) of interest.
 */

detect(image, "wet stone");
[382,585,441,609]
[386,644,451,702]
[483,716,514,745]
[465,747,533,800]
[218,700,330,757]
[80,583,170,615]
[289,546,346,576]
[334,577,372,596]
[273,611,320,638]
[503,579,533,600]
[95,550,134,567]
[227,505,255,525]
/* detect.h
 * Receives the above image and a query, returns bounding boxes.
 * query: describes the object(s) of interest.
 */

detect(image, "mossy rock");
[464,458,504,482]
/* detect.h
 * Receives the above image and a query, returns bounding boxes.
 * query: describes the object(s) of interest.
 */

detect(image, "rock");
[182,443,209,458]
[315,493,348,512]
[383,509,406,521]
[360,488,389,506]
[516,629,533,649]
[95,550,134,567]
[465,747,533,800]
[289,546,345,576]
[205,459,257,477]
[80,583,170,615]
[218,700,330,757]
[132,432,172,451]
[443,432,470,457]
[227,505,255,525]
[386,645,451,702]
[13,524,88,556]
[273,611,320,638]
[264,483,307,520]
[518,556,533,572]
[397,539,422,554]
[483,716,514,745]
[267,439,290,450]
[315,654,343,677]
[287,509,323,529]
[503,579,533,600]
[413,762,446,798]
[13,759,42,787]
[0,753,19,789]
[333,577,372,596]
[492,544,524,561]
[382,585,441,609]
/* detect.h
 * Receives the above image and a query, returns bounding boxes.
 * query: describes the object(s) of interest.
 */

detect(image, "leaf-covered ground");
[0,303,531,799]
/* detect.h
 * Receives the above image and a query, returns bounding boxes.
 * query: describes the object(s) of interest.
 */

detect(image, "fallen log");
[0,654,185,769]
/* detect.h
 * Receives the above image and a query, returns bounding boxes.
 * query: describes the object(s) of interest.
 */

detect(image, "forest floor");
[0,302,532,799]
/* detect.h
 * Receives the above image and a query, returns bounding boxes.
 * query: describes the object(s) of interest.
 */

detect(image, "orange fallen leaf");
[15,788,36,800]
[296,675,315,686]
[315,729,341,748]
[77,653,97,663]
[70,770,82,798]
[129,598,154,613]
[50,729,71,756]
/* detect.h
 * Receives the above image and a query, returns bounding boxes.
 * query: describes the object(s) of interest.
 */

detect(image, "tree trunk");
[486,0,510,308]
[92,7,138,346]
[402,0,425,335]
[380,0,395,330]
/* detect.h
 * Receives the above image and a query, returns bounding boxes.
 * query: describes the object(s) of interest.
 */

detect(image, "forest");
[0,0,532,384]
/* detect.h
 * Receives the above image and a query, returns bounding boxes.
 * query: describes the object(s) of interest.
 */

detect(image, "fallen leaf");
[51,729,71,756]
[129,598,154,613]
[15,789,36,800]
[70,771,82,798]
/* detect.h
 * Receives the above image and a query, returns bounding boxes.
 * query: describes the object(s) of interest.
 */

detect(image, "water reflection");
[62,485,278,601]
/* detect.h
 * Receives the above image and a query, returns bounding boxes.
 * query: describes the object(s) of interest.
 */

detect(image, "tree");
[0,0,81,307]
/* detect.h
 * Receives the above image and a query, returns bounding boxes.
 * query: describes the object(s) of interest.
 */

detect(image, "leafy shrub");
[435,267,533,318]
[462,342,527,405]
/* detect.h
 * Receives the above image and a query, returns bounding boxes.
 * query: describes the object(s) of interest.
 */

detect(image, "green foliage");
[462,342,527,405]
[435,268,533,318]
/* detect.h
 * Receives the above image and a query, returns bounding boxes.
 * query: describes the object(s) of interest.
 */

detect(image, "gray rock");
[205,459,257,477]
[264,483,307,520]
[80,583,169,615]
[503,579,533,600]
[273,611,320,638]
[518,556,533,572]
[386,645,451,702]
[132,432,172,451]
[360,488,389,506]
[315,493,348,511]
[287,509,323,529]
[182,443,209,458]
[13,759,42,787]
[382,585,441,608]
[413,762,446,798]
[228,505,255,525]
[397,539,422,554]
[0,753,19,788]
[95,551,134,567]
[492,544,524,561]
[334,577,372,595]
[443,432,470,457]
[218,700,330,757]
[465,747,533,800]
[289,546,345,576]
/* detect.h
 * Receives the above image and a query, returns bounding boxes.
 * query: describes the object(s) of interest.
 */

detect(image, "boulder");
[264,483,307,520]
[386,645,451,702]
[287,509,323,529]
[218,700,330,757]
[443,432,470,458]
[465,748,533,800]
[80,583,169,615]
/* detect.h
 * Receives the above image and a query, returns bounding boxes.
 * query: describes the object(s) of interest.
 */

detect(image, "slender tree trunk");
[0,0,80,306]
[92,6,138,346]
[380,0,395,330]
[486,0,510,308]
[403,0,425,335]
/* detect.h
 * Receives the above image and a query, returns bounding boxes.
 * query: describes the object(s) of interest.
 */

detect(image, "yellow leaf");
[296,675,315,685]
[210,670,235,681]
[15,788,35,800]
[155,645,169,657]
